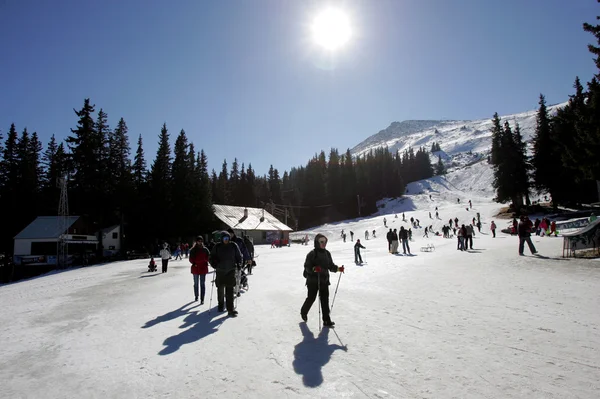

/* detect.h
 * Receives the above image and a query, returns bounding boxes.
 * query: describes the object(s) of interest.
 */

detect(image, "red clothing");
[189,244,210,275]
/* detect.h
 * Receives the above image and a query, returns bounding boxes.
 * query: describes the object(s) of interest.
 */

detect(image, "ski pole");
[330,272,343,312]
[208,274,215,315]
[318,273,321,331]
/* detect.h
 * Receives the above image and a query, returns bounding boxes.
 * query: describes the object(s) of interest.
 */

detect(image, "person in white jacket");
[159,243,171,273]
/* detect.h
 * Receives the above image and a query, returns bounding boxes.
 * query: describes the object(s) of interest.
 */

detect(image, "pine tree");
[171,129,192,235]
[435,155,446,175]
[218,159,230,204]
[132,134,147,188]
[512,123,531,206]
[230,158,241,205]
[490,113,503,166]
[149,123,172,237]
[41,136,67,215]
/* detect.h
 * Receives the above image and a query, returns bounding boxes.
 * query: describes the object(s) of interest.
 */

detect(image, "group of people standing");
[386,227,411,255]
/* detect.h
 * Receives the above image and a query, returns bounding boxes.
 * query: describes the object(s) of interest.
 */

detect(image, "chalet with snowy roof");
[13,216,98,265]
[212,204,293,245]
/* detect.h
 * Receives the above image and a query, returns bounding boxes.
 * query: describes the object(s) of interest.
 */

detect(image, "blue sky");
[1,0,598,176]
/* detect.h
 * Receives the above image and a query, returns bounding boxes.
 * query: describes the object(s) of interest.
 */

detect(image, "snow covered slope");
[2,201,599,398]
[351,103,566,170]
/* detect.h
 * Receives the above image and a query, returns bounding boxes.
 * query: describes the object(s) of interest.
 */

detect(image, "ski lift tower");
[57,175,69,268]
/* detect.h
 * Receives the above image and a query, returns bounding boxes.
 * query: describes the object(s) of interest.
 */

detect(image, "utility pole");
[57,175,69,269]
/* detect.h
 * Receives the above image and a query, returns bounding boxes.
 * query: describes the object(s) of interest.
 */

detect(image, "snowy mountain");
[350,103,567,169]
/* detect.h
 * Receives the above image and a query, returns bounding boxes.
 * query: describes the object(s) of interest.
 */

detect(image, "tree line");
[491,6,600,209]
[0,99,437,255]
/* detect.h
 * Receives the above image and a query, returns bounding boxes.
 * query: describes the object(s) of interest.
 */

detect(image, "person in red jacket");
[189,236,211,303]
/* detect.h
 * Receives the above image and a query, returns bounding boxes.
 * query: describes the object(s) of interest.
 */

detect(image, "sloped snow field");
[2,175,600,398]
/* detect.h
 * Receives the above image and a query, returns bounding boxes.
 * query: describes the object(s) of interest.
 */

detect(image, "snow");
[351,103,567,173]
[2,179,600,398]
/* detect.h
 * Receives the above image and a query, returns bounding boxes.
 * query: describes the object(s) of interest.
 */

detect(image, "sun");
[312,8,351,51]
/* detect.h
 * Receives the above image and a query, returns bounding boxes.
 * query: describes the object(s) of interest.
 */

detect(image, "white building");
[13,216,98,265]
[97,225,122,257]
[212,204,293,245]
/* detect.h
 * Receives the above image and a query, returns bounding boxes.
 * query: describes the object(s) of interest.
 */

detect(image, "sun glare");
[312,8,351,51]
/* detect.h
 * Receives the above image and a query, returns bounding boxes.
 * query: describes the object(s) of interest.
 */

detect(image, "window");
[112,232,118,239]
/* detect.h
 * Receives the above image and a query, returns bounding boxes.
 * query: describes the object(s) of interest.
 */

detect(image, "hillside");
[350,103,566,170]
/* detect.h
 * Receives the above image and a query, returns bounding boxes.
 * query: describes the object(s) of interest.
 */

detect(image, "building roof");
[99,224,120,234]
[213,204,293,232]
[14,216,80,240]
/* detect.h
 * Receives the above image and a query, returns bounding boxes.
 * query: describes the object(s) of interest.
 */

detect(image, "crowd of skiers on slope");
[147,229,255,318]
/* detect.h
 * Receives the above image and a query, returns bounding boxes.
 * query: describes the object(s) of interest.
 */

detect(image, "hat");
[196,235,203,242]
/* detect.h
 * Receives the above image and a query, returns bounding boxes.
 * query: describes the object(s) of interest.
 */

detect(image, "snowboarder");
[159,243,170,273]
[210,231,243,317]
[490,221,497,238]
[354,239,366,264]
[400,226,411,254]
[189,236,210,303]
[518,216,537,255]
[301,234,344,327]
[350,231,354,241]
[148,257,157,272]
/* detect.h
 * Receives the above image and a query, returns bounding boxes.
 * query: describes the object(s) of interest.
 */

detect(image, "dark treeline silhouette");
[0,98,435,255]
[490,5,600,209]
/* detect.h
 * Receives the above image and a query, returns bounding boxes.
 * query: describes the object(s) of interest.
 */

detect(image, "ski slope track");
[350,103,567,171]
[2,181,600,398]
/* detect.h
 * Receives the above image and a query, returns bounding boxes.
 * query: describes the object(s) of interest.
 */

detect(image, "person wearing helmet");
[301,234,344,327]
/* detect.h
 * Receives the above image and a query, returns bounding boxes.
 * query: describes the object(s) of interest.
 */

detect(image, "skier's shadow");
[292,322,347,387]
[142,301,199,328]
[158,309,227,355]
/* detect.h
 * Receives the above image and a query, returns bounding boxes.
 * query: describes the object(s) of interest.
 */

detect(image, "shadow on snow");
[292,322,347,388]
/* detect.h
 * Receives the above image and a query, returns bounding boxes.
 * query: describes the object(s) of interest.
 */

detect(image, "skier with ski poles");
[354,239,366,264]
[300,234,344,328]
[210,231,242,317]
[189,235,210,303]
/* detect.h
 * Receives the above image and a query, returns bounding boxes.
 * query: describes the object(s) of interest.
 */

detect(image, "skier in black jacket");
[301,234,344,327]
[210,231,242,317]
[354,239,366,264]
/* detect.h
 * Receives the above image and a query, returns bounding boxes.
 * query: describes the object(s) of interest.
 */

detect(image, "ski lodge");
[212,204,293,245]
[13,216,99,265]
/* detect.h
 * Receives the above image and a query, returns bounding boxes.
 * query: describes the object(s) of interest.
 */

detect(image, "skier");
[429,212,432,219]
[518,216,537,255]
[469,199,472,209]
[457,198,460,204]
[350,231,354,241]
[423,226,429,238]
[449,218,453,228]
[454,217,459,227]
[383,217,387,227]
[300,234,344,327]
[490,221,497,238]
[386,229,393,252]
[342,233,346,243]
[365,230,369,240]
[395,214,398,219]
[410,217,414,226]
[159,243,170,273]
[400,226,411,254]
[189,236,210,303]
[243,234,255,274]
[354,239,366,264]
[210,231,242,317]
[402,212,406,221]
[408,228,413,241]
[465,224,475,250]
[476,220,482,233]
[436,211,439,219]
[372,230,376,238]
[391,229,399,254]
